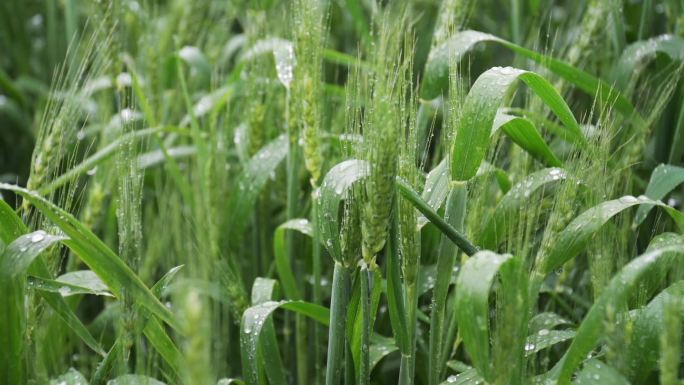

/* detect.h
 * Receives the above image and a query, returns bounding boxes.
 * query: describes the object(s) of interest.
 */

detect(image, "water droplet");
[116,72,132,88]
[619,196,638,204]
[31,231,46,243]
[273,43,296,89]
[58,286,71,296]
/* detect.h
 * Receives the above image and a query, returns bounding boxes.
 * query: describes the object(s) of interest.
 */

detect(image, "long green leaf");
[479,167,568,248]
[91,338,122,385]
[0,230,67,384]
[572,359,630,385]
[454,251,516,381]
[422,30,643,126]
[524,329,575,357]
[225,134,289,248]
[387,212,409,355]
[537,195,684,276]
[551,245,684,385]
[326,263,351,385]
[142,266,187,380]
[1,198,105,356]
[494,112,562,167]
[249,277,286,385]
[28,272,113,297]
[634,164,684,226]
[428,186,467,385]
[450,66,581,182]
[0,183,180,331]
[316,159,369,263]
[625,280,684,383]
[0,199,25,244]
[614,34,684,89]
[240,299,330,385]
[274,219,313,300]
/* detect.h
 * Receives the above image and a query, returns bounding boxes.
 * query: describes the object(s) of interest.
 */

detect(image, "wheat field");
[1,1,683,384]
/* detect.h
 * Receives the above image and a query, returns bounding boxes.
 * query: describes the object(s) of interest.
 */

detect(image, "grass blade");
[422,30,644,126]
[224,134,289,248]
[3,194,106,356]
[428,186,467,385]
[316,159,369,263]
[573,359,630,385]
[274,218,313,300]
[387,212,409,354]
[625,280,684,383]
[634,164,684,226]
[325,263,352,385]
[479,167,568,248]
[551,244,684,385]
[613,34,684,88]
[537,195,684,276]
[28,273,113,297]
[450,66,581,182]
[0,183,180,331]
[494,112,562,167]
[454,251,517,382]
[523,329,575,357]
[0,230,67,384]
[240,298,331,385]
[49,368,89,385]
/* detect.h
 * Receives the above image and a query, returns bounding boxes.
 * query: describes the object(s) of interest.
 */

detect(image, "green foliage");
[1,1,683,385]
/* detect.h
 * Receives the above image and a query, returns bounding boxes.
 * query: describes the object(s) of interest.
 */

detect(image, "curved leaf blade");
[274,218,313,300]
[224,134,289,248]
[572,359,630,385]
[495,112,562,167]
[451,67,580,182]
[0,183,180,331]
[422,30,642,126]
[240,299,330,385]
[625,280,684,383]
[552,245,684,385]
[316,159,369,263]
[539,195,684,275]
[49,368,89,385]
[614,34,684,89]
[480,167,568,248]
[1,230,68,384]
[634,164,684,226]
[524,329,575,357]
[454,251,514,380]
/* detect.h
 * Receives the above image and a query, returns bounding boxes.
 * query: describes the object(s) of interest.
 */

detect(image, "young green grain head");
[292,0,328,186]
[360,12,411,263]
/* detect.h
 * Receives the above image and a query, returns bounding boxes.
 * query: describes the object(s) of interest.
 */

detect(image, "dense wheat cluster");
[1,1,684,384]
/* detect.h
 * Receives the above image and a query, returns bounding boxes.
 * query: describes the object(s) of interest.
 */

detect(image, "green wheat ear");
[292,0,328,186]
[360,12,411,263]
